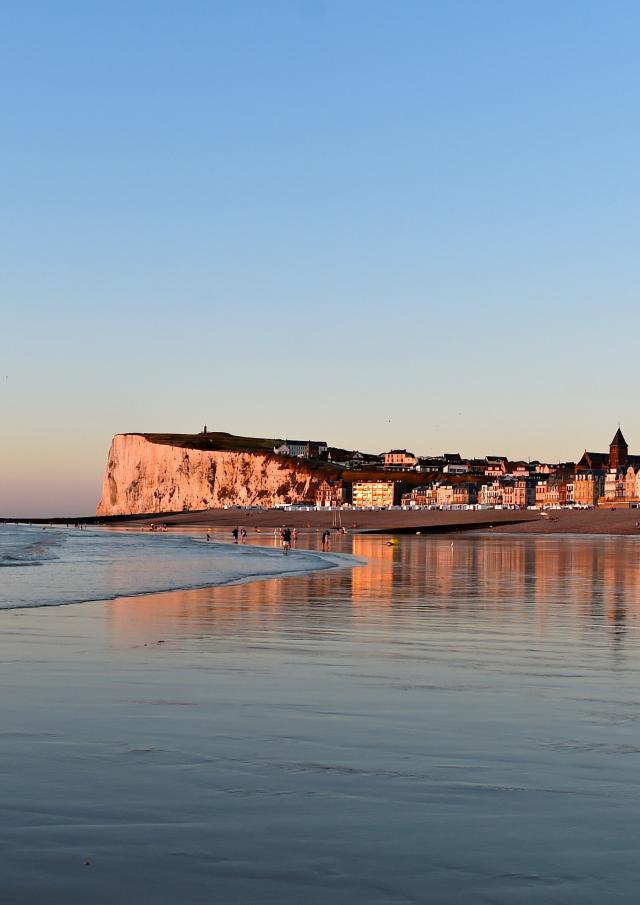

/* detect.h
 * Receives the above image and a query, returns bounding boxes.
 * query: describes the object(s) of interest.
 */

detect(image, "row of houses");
[318,431,640,509]
[402,474,575,509]
[357,449,566,477]
[289,429,640,509]
[315,474,576,510]
[273,440,328,458]
[313,474,572,510]
[274,440,568,478]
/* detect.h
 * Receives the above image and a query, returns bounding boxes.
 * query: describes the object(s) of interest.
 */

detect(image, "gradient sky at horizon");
[2,0,640,516]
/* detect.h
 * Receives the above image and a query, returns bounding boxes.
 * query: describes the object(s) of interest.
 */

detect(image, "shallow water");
[1,532,640,903]
[0,525,351,607]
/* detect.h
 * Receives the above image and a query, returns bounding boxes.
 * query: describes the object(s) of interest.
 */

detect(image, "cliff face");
[96,434,321,516]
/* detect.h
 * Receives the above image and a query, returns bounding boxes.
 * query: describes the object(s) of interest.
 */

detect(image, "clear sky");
[2,0,640,516]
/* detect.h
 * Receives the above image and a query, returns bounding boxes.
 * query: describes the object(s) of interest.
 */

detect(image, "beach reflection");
[106,534,640,650]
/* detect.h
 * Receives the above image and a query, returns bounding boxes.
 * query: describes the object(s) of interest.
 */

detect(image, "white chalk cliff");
[96,434,321,516]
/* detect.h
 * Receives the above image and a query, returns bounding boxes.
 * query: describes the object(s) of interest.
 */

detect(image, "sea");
[0,524,352,609]
[2,527,640,903]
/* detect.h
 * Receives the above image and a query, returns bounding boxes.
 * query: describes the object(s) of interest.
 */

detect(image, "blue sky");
[2,0,640,515]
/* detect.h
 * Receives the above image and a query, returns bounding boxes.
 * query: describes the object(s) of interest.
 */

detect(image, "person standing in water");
[322,530,330,551]
[232,527,239,543]
[292,528,299,546]
[281,528,292,554]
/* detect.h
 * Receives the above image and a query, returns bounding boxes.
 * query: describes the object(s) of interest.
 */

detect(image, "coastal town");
[274,428,640,511]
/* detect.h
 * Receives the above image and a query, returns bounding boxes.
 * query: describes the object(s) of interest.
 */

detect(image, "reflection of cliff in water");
[106,535,640,649]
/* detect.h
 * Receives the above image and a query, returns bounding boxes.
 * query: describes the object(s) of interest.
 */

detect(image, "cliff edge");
[96,434,324,516]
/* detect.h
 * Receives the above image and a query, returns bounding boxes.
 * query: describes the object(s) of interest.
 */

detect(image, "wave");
[0,527,358,610]
[0,528,66,568]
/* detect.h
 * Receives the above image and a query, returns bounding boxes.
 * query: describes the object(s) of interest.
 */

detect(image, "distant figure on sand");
[206,532,210,542]
[281,528,292,554]
[232,527,239,543]
[292,528,299,546]
[240,528,247,542]
[322,530,330,552]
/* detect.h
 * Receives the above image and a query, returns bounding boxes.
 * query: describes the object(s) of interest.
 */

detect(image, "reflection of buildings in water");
[407,538,530,613]
[367,535,640,628]
[474,537,640,628]
[562,544,604,622]
[351,535,531,614]
[350,536,395,605]
[530,542,573,616]
[424,541,458,603]
[600,540,640,626]
[529,538,640,625]
[523,539,640,633]
[106,534,640,650]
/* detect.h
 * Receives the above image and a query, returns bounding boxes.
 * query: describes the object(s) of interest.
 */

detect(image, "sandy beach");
[119,506,640,535]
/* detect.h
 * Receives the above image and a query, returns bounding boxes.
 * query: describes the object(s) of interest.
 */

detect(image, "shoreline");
[0,528,358,613]
[5,506,640,535]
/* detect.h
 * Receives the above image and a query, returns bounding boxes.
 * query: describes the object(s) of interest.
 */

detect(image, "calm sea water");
[1,531,640,903]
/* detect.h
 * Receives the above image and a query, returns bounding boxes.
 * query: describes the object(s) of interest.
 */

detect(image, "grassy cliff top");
[136,431,283,454]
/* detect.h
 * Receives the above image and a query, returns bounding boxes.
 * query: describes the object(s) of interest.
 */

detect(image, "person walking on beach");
[292,528,299,546]
[322,530,330,552]
[281,528,292,555]
[240,528,247,543]
[206,532,210,542]
[232,527,239,543]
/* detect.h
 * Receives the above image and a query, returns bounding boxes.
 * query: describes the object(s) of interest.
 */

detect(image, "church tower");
[609,427,628,470]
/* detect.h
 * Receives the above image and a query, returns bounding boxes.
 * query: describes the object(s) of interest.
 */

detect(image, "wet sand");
[3,531,640,903]
[125,508,536,532]
[492,506,640,534]
[123,506,640,535]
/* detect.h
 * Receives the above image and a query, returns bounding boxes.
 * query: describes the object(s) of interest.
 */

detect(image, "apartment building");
[574,471,604,506]
[352,480,402,508]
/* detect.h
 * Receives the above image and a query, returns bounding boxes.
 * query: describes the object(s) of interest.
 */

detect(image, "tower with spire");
[609,427,628,471]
